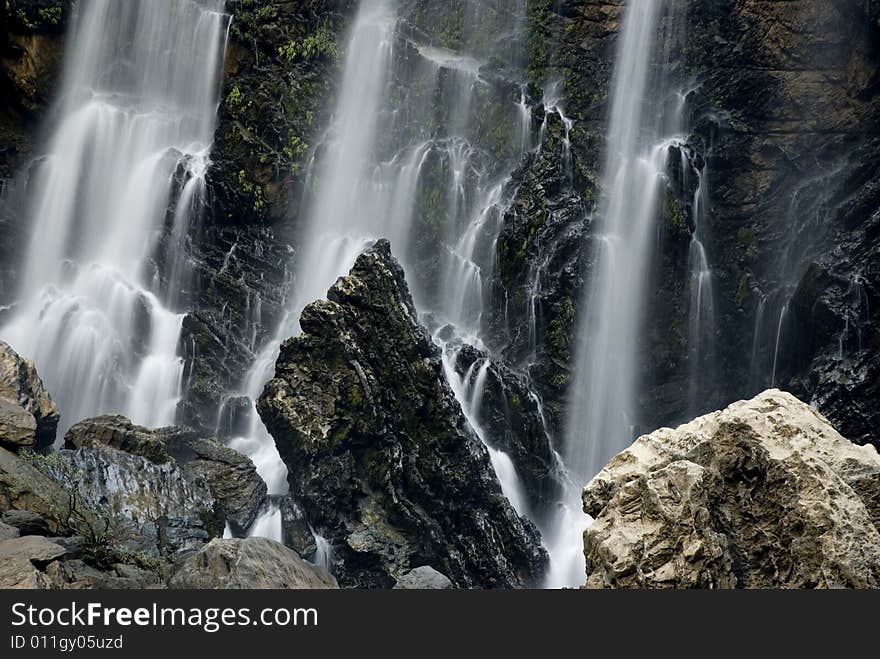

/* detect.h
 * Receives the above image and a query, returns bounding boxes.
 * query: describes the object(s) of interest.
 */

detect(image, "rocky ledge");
[0,338,333,589]
[583,389,880,588]
[258,240,548,588]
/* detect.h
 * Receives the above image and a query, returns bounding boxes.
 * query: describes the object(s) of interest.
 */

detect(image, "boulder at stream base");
[169,538,337,589]
[257,239,547,588]
[65,415,267,533]
[0,340,60,450]
[583,389,880,589]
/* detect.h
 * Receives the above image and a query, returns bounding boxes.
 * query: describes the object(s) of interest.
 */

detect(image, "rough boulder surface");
[258,240,547,588]
[65,415,267,533]
[583,390,880,589]
[169,538,337,589]
[0,340,60,450]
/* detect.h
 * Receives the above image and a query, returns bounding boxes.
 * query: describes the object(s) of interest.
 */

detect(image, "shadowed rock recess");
[583,390,880,589]
[258,240,548,588]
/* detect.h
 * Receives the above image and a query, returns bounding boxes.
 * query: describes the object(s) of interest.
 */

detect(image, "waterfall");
[0,0,229,434]
[547,1,693,586]
[686,160,716,415]
[566,0,670,482]
[240,0,538,548]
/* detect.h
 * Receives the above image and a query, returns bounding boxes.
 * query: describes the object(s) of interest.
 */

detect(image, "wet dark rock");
[208,0,352,226]
[489,110,591,438]
[169,537,337,589]
[451,342,564,523]
[0,339,60,450]
[216,396,253,440]
[276,495,317,561]
[65,415,267,533]
[679,0,880,444]
[172,224,293,437]
[0,0,69,177]
[258,240,547,588]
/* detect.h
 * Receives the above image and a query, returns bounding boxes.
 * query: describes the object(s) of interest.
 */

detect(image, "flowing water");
[0,0,229,433]
[566,0,672,482]
[550,1,701,585]
[238,0,542,552]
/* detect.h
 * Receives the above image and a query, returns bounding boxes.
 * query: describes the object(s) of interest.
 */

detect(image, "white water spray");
[1,0,229,434]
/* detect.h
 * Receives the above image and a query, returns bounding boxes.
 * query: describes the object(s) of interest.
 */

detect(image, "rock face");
[258,240,547,588]
[450,342,564,523]
[65,415,267,533]
[0,340,60,450]
[0,445,85,536]
[46,445,221,556]
[169,538,337,589]
[583,390,880,589]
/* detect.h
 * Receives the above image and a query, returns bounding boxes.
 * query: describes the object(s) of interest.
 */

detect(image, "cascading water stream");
[0,0,229,434]
[238,0,541,553]
[686,161,716,414]
[566,0,669,484]
[547,0,697,587]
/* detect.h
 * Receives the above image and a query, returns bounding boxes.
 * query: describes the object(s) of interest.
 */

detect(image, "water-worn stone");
[169,537,337,589]
[393,566,453,590]
[277,495,317,561]
[451,342,565,523]
[0,340,60,450]
[258,240,547,588]
[583,390,880,589]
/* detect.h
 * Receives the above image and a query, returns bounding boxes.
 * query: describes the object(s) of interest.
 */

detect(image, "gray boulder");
[0,535,68,588]
[393,566,453,590]
[169,537,337,589]
[43,445,221,556]
[2,509,50,536]
[583,389,880,589]
[0,340,60,450]
[0,520,20,540]
[0,446,91,536]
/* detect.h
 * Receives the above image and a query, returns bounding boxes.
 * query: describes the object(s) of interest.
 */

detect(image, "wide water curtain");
[1,0,229,432]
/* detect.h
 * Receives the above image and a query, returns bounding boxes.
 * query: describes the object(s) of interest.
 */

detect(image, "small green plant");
[278,27,339,63]
[236,170,265,213]
[225,84,250,116]
[22,450,135,570]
